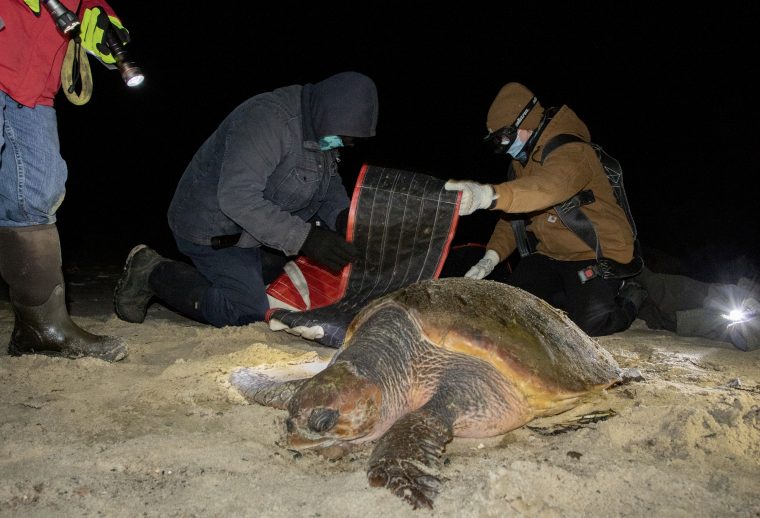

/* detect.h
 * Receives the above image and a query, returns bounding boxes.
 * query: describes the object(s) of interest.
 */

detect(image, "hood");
[302,71,379,141]
[486,82,545,133]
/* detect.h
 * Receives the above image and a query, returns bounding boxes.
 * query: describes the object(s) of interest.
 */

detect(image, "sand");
[1,265,759,518]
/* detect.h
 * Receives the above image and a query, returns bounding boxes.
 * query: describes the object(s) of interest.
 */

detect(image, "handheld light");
[105,26,145,87]
[42,0,80,35]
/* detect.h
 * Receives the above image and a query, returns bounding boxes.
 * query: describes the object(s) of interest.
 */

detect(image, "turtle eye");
[308,408,339,432]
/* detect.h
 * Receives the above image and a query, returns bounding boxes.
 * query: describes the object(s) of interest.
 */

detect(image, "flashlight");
[42,0,144,88]
[722,301,759,325]
[42,0,80,35]
[724,309,748,322]
[105,26,145,88]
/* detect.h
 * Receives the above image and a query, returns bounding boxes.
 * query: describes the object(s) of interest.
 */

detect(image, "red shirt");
[0,0,116,107]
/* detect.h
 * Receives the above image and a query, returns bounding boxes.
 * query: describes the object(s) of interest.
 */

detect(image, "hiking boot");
[113,244,169,323]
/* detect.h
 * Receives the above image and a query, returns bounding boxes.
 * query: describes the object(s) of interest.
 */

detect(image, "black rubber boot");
[113,244,170,323]
[0,225,128,362]
[9,284,128,361]
[148,260,211,324]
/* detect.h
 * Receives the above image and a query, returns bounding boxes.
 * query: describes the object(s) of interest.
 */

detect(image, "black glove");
[300,224,357,272]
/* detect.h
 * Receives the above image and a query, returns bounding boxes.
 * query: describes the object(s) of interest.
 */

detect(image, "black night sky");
[53,3,760,281]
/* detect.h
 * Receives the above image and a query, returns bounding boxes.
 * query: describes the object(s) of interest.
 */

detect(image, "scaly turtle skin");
[231,278,622,509]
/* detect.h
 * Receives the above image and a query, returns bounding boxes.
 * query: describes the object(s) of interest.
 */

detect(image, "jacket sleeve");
[491,143,594,213]
[217,111,311,256]
[486,216,517,263]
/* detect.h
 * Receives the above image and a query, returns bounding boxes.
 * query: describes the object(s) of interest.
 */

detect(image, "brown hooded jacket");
[487,85,634,265]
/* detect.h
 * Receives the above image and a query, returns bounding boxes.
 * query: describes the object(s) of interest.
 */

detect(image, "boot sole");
[8,341,128,362]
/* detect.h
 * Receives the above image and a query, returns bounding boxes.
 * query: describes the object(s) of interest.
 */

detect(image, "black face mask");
[485,125,518,154]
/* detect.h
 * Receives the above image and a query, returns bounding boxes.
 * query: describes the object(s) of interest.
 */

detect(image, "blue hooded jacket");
[167,71,378,255]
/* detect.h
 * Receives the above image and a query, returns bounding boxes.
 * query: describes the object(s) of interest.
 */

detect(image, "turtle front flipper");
[367,409,453,510]
[230,367,309,409]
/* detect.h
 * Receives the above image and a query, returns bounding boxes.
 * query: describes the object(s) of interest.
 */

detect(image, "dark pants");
[174,236,287,327]
[632,267,760,350]
[633,266,709,332]
[504,253,635,337]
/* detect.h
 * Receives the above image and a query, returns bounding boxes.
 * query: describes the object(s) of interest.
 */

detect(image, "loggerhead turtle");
[230,278,623,509]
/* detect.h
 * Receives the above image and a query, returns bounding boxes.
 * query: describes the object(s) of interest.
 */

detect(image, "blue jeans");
[174,235,279,327]
[0,91,67,227]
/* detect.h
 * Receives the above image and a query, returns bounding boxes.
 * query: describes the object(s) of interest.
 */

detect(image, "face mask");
[506,133,526,158]
[319,135,344,150]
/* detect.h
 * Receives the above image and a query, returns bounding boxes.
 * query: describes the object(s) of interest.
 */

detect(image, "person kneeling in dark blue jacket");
[113,71,378,327]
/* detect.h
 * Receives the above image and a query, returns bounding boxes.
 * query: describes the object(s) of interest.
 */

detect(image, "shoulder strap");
[540,134,602,255]
[541,134,585,163]
[542,134,637,238]
[591,143,638,240]
[508,134,641,273]
[507,138,601,258]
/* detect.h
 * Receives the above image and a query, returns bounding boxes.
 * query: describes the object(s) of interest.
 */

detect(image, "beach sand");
[1,265,758,517]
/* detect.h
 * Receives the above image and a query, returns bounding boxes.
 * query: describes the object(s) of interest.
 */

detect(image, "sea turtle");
[230,277,623,509]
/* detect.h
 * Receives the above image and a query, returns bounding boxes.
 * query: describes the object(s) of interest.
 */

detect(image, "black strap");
[514,96,538,128]
[511,218,537,258]
[508,155,599,258]
[506,162,538,257]
[541,135,638,240]
[553,190,600,256]
[541,134,641,257]
[541,134,585,161]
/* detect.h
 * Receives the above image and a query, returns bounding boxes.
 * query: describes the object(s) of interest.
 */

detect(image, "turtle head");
[285,361,382,458]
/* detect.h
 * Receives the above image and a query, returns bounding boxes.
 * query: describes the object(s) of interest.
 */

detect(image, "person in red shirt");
[0,1,132,361]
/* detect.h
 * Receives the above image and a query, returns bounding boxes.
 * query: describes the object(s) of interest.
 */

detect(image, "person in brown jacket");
[445,82,645,336]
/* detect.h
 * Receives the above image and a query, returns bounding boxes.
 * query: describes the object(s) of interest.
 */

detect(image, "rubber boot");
[147,260,211,324]
[0,225,127,361]
[113,244,171,323]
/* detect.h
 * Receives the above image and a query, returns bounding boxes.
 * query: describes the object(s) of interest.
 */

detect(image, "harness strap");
[511,218,536,258]
[506,162,537,257]
[542,134,638,240]
[540,135,601,254]
[554,189,601,256]
[507,133,643,279]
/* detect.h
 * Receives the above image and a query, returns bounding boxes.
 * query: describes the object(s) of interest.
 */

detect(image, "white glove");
[465,249,500,279]
[444,180,497,216]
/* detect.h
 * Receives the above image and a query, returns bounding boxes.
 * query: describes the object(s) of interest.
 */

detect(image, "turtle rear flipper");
[367,409,453,510]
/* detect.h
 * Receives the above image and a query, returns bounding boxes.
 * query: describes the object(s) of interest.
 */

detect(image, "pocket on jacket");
[269,161,321,210]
